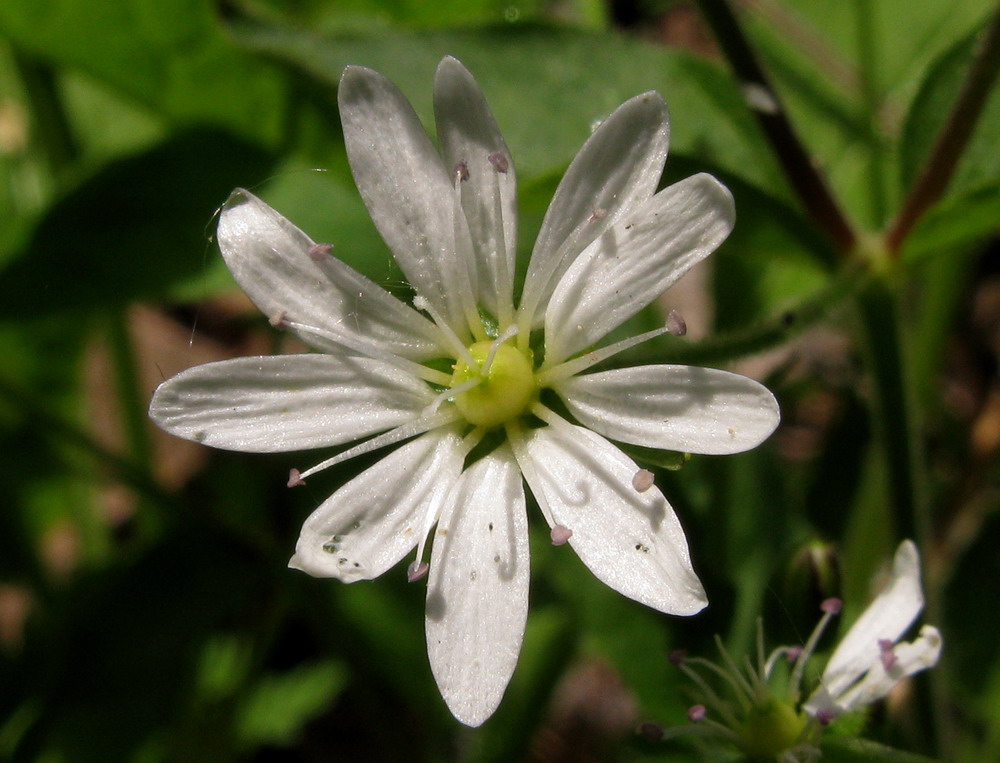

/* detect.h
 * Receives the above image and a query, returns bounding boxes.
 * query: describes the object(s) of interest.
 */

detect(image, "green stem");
[886,5,1000,253]
[853,0,888,226]
[695,0,858,254]
[637,262,869,368]
[855,278,930,545]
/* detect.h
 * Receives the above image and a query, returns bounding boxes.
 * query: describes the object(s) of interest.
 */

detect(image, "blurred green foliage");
[1,0,999,760]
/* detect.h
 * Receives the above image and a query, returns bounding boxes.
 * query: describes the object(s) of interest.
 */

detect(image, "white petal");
[289,429,464,582]
[832,625,943,713]
[543,174,735,365]
[425,446,529,727]
[149,354,433,452]
[434,57,517,318]
[520,92,670,325]
[517,422,706,615]
[556,365,779,455]
[218,189,445,360]
[820,540,926,699]
[339,65,474,335]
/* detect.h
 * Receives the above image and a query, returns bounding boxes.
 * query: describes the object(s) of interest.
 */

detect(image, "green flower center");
[738,698,807,760]
[450,341,536,428]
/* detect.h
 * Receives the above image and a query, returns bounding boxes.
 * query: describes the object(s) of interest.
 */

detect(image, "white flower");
[804,540,943,721]
[150,57,780,726]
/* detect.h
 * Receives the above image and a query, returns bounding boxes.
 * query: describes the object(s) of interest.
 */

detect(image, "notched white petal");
[834,625,943,712]
[289,429,464,582]
[149,354,433,452]
[338,65,471,334]
[556,365,779,455]
[820,540,925,698]
[519,422,706,615]
[544,173,735,364]
[425,446,528,727]
[217,189,444,360]
[522,91,670,324]
[434,56,517,316]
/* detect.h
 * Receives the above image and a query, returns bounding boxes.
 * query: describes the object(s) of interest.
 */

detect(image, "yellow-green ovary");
[450,342,536,427]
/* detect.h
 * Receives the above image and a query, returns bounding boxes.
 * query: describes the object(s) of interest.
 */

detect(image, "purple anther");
[878,639,898,671]
[453,161,470,182]
[815,708,836,726]
[287,468,306,487]
[785,645,803,663]
[307,243,334,261]
[407,560,429,582]
[488,151,509,173]
[820,598,843,615]
[269,311,288,329]
[588,207,607,221]
[632,468,655,493]
[668,649,687,667]
[550,524,573,545]
[667,309,687,337]
[687,705,707,723]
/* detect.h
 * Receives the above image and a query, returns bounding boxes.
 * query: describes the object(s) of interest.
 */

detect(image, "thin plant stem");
[695,0,858,254]
[886,6,1000,253]
[853,0,888,227]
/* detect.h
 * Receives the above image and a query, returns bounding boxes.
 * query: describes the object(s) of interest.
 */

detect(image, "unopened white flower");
[804,540,942,721]
[150,57,780,726]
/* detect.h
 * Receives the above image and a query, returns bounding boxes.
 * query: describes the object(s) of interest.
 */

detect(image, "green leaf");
[0,128,276,319]
[901,181,1000,263]
[224,13,786,194]
[0,0,285,142]
[899,21,1000,199]
[236,660,347,748]
[740,0,996,224]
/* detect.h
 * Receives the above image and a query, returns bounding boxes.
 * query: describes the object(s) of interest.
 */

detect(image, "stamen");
[407,560,429,582]
[480,324,519,376]
[413,295,476,369]
[307,242,334,260]
[789,598,843,700]
[675,659,745,728]
[667,309,687,336]
[550,525,573,545]
[422,377,480,418]
[287,468,306,487]
[297,411,460,481]
[516,207,617,344]
[815,708,836,726]
[688,705,707,723]
[451,169,488,342]
[488,166,515,327]
[878,640,898,671]
[487,151,508,173]
[460,427,485,457]
[505,420,558,528]
[536,324,672,384]
[281,317,452,386]
[632,469,655,493]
